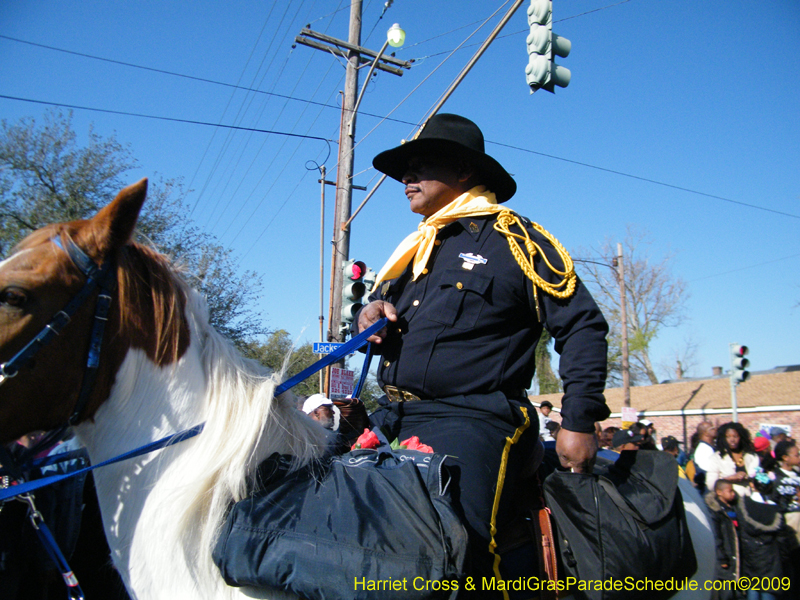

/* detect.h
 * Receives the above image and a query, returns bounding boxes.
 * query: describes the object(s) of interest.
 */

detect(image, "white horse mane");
[77,274,328,599]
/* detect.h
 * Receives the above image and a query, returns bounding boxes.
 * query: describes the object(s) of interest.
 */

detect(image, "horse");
[0,179,327,599]
[0,179,715,599]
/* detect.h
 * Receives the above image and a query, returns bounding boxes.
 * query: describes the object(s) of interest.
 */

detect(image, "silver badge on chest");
[458,252,487,270]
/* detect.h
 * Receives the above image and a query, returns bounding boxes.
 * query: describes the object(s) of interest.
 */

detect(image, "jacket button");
[456,282,463,290]
[413,300,420,306]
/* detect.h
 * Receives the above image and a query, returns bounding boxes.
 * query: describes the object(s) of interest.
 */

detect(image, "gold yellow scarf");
[372,186,503,290]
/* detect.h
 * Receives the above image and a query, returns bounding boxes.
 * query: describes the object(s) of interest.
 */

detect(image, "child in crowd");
[752,434,776,472]
[771,440,800,545]
[538,401,554,441]
[705,480,739,594]
[740,473,795,599]
[707,477,797,600]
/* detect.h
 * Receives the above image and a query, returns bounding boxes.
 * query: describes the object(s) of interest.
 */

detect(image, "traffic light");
[341,259,367,333]
[730,344,750,384]
[525,0,571,93]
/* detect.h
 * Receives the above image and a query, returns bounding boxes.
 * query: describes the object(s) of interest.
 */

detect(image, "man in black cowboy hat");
[354,114,609,588]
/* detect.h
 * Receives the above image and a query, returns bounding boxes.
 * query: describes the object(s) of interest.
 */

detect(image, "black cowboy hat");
[372,113,517,202]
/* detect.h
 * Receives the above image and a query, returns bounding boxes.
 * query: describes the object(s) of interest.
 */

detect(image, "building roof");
[531,367,800,415]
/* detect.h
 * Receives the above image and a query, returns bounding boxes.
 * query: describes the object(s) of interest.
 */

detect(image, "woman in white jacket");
[705,422,760,497]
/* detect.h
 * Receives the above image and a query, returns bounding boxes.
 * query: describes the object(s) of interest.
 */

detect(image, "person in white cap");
[301,394,338,430]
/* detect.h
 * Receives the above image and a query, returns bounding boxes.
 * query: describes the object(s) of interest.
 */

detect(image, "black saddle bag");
[213,448,468,600]
[543,451,696,600]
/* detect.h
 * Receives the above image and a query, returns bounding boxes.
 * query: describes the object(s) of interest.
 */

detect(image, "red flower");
[400,436,434,453]
[352,428,380,450]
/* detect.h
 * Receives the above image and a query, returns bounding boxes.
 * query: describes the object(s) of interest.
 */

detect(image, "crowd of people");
[556,409,800,599]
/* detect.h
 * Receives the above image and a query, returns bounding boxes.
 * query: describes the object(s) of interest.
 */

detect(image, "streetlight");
[347,23,405,137]
[387,22,406,47]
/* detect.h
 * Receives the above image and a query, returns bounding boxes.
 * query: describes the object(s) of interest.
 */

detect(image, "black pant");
[370,392,542,598]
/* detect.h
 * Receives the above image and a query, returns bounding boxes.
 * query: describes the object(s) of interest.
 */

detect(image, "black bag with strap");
[212,447,468,600]
[542,450,696,600]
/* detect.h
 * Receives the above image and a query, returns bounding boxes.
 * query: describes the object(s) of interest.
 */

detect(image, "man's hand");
[357,301,398,344]
[556,430,598,473]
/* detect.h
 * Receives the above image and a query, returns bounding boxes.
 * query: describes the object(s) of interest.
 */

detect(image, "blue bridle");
[0,234,115,464]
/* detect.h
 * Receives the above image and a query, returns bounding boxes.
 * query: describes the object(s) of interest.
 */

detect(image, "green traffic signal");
[526,0,571,93]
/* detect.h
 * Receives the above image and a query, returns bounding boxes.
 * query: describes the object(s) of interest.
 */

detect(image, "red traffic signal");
[344,260,366,281]
[731,345,748,358]
[341,259,368,331]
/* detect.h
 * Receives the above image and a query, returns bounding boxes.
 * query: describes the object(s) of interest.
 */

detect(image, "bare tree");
[576,226,689,385]
[1,110,267,349]
[657,337,700,381]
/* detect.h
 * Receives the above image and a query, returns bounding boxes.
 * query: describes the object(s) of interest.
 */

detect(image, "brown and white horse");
[0,179,326,599]
[1,180,716,599]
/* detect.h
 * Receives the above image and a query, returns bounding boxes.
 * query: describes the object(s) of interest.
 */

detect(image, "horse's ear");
[78,178,148,257]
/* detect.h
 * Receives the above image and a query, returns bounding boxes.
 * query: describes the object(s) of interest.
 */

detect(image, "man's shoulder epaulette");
[516,213,533,228]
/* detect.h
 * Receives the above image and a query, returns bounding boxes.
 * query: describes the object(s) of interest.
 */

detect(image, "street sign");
[330,366,354,399]
[313,342,345,354]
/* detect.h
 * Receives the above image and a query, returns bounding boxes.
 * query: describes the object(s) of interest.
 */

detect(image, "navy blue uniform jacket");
[358,212,610,433]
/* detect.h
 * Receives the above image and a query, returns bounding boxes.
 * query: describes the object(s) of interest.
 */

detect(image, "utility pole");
[330,0,362,345]
[616,243,631,407]
[295,5,410,348]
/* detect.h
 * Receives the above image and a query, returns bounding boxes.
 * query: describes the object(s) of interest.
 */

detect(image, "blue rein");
[0,317,387,502]
[0,230,385,600]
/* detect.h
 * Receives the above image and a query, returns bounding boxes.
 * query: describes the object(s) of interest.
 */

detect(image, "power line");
[0,94,336,146]
[306,2,351,27]
[225,68,347,251]
[0,34,416,127]
[198,1,308,229]
[4,91,793,224]
[186,2,283,217]
[489,140,800,221]
[218,57,340,243]
[687,253,800,283]
[193,0,345,231]
[416,0,635,59]
[557,0,634,22]
[198,0,348,247]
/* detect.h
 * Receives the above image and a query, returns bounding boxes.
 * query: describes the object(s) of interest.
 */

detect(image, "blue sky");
[1,0,798,388]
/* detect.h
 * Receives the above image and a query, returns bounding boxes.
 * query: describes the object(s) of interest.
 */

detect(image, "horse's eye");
[0,287,28,308]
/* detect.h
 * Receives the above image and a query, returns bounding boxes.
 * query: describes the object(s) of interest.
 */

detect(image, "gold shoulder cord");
[493,209,576,321]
